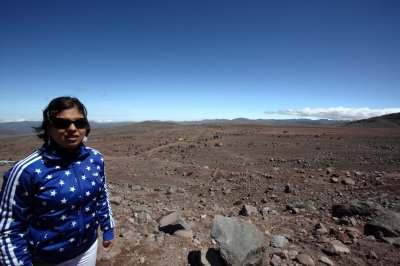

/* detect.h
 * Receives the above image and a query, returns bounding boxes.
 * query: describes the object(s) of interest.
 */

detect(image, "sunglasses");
[50,118,89,129]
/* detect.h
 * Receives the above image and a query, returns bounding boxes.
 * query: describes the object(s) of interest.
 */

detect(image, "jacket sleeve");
[96,158,115,241]
[0,167,33,266]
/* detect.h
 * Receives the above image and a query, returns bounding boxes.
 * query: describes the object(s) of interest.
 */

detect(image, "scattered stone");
[342,178,355,185]
[173,229,194,239]
[364,211,400,237]
[332,201,382,218]
[323,240,350,255]
[367,250,378,259]
[211,215,266,266]
[271,235,289,248]
[239,204,258,216]
[314,223,328,235]
[319,255,335,266]
[287,202,317,212]
[296,254,315,266]
[158,211,191,234]
[132,207,152,224]
[330,177,339,183]
[284,183,294,193]
[166,185,178,194]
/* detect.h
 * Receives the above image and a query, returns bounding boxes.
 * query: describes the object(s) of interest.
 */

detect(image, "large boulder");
[364,211,400,237]
[211,215,266,266]
[331,201,383,218]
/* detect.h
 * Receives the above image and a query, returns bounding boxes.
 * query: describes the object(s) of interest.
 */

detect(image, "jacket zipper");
[72,162,85,247]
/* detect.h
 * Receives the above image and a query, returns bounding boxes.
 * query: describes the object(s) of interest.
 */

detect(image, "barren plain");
[1,123,400,265]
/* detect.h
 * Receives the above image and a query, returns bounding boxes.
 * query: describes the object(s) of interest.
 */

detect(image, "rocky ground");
[1,123,400,265]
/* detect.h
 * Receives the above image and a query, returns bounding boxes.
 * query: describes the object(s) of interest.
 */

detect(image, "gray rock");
[271,235,289,248]
[342,178,355,185]
[323,240,350,255]
[319,255,334,265]
[211,215,266,266]
[239,204,258,216]
[284,183,294,193]
[287,202,317,212]
[364,211,400,237]
[332,201,383,218]
[314,223,328,235]
[173,229,193,239]
[296,254,315,265]
[158,211,190,234]
[132,208,152,224]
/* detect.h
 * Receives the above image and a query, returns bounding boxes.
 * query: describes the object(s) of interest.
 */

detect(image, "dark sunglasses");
[50,118,89,129]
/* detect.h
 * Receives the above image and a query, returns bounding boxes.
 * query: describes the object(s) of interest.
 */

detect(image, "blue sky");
[1,0,399,122]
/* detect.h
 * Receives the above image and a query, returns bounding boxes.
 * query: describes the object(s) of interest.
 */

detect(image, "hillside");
[345,112,400,128]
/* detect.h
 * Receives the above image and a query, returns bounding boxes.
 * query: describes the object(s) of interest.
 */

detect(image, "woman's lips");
[65,135,79,141]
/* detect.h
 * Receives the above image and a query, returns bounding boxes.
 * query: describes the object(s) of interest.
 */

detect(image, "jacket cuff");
[103,229,114,241]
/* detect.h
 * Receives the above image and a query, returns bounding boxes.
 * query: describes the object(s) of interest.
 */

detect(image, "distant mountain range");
[344,112,400,128]
[1,113,399,136]
[180,118,344,126]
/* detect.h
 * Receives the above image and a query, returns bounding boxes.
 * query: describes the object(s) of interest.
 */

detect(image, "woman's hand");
[102,239,115,252]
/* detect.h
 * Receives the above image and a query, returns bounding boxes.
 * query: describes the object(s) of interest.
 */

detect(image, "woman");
[0,97,115,265]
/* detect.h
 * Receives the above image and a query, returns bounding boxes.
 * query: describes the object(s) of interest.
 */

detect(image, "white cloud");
[265,107,400,121]
[0,118,30,123]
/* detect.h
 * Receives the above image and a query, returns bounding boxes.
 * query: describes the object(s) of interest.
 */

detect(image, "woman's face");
[48,107,87,152]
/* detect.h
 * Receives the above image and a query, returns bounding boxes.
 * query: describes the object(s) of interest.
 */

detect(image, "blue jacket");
[0,142,115,265]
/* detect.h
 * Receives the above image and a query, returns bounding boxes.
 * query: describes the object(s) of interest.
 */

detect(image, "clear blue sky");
[1,0,399,122]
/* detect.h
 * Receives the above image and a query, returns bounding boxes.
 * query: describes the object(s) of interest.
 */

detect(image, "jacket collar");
[40,139,90,161]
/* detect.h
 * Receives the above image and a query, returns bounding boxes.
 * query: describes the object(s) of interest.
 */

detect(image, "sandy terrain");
[1,123,400,265]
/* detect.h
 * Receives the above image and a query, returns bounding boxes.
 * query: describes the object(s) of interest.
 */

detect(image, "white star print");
[90,159,94,163]
[70,187,76,192]
[59,247,64,252]
[82,175,87,180]
[59,180,65,185]
[71,221,77,227]
[61,198,67,204]
[76,161,82,164]
[55,166,61,169]
[69,238,75,243]
[85,191,90,197]
[50,190,56,196]
[61,215,67,220]
[71,205,76,210]
[42,202,47,206]
[46,175,52,180]
[65,171,71,176]
[86,166,91,171]
[85,207,90,212]
[35,169,41,174]
[91,181,95,186]
[86,224,90,229]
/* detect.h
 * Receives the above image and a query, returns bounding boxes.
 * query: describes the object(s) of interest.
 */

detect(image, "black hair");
[34,96,91,142]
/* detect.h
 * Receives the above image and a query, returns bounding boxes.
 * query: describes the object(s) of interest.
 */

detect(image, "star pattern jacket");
[0,142,115,265]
